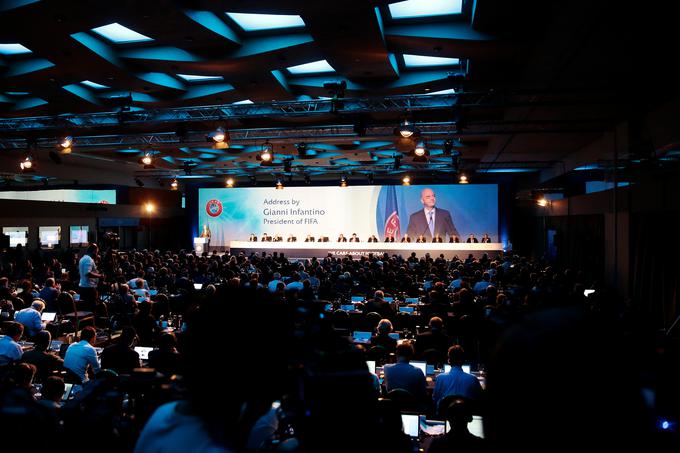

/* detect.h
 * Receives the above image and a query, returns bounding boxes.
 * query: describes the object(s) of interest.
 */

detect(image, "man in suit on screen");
[406,188,460,241]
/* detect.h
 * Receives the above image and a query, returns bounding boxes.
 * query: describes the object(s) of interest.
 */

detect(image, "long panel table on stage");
[228,241,504,259]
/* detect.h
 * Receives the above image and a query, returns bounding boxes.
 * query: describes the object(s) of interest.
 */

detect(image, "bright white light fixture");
[389,0,463,19]
[0,43,32,55]
[81,80,109,89]
[404,54,460,68]
[177,74,224,82]
[287,59,335,75]
[226,12,305,31]
[91,23,154,43]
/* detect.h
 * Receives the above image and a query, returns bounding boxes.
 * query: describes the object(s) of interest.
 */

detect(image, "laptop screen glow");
[405,297,419,304]
[399,306,414,313]
[41,312,57,322]
[340,304,355,311]
[352,331,371,343]
[351,296,364,302]
[401,413,419,437]
[366,360,376,374]
[134,346,154,360]
[383,296,394,302]
[388,332,400,340]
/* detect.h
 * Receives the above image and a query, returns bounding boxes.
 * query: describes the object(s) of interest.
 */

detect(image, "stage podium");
[193,237,209,253]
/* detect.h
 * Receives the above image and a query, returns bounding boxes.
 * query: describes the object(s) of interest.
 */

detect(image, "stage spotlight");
[134,177,145,187]
[459,174,468,184]
[394,119,418,138]
[259,142,273,162]
[140,152,155,168]
[414,141,426,157]
[145,202,155,214]
[225,177,235,188]
[275,177,284,190]
[19,156,35,172]
[536,197,549,207]
[170,179,178,190]
[340,175,348,187]
[402,175,411,185]
[59,135,73,150]
[210,127,227,143]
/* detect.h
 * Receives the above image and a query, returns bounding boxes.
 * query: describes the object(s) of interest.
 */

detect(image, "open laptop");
[351,296,364,303]
[61,383,73,402]
[49,340,63,352]
[41,312,57,322]
[399,306,415,313]
[410,360,427,376]
[149,289,158,296]
[193,283,203,290]
[405,297,419,304]
[340,304,355,312]
[419,416,447,437]
[401,413,420,438]
[388,332,400,340]
[383,296,394,302]
[134,346,154,360]
[352,331,372,344]
[366,360,376,374]
[324,303,334,311]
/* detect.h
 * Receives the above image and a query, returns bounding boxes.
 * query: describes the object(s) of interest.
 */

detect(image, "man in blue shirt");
[432,345,483,414]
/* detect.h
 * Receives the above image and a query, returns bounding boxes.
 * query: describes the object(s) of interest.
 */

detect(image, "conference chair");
[57,292,95,333]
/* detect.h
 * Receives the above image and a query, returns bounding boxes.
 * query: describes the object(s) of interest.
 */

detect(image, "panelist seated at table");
[319,236,329,242]
[466,233,478,243]
[305,234,315,242]
[261,233,272,242]
[401,234,412,243]
[368,234,379,243]
[385,235,396,243]
[287,234,297,242]
[349,233,361,242]
[416,234,427,243]
[432,234,444,243]
[481,233,492,243]
[272,234,283,242]
[449,235,460,243]
[337,234,348,242]
[248,233,258,242]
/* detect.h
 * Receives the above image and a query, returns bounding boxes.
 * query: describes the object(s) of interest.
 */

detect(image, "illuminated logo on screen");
[206,199,223,217]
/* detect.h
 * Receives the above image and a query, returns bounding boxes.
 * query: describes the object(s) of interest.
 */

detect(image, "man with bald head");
[406,188,459,241]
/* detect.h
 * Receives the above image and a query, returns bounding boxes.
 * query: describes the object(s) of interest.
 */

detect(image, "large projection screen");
[198,184,498,248]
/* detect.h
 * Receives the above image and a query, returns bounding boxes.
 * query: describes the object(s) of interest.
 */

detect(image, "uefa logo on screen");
[206,199,223,217]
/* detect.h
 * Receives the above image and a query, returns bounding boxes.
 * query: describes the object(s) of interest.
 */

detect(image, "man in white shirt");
[78,244,103,313]
[63,326,101,383]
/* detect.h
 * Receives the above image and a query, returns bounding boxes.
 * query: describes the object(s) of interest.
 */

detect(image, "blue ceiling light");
[287,59,335,75]
[389,0,463,19]
[477,168,540,173]
[426,88,456,95]
[226,12,305,31]
[232,99,254,104]
[177,74,224,82]
[5,91,30,95]
[81,80,109,89]
[0,43,32,55]
[91,22,154,43]
[403,54,460,67]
